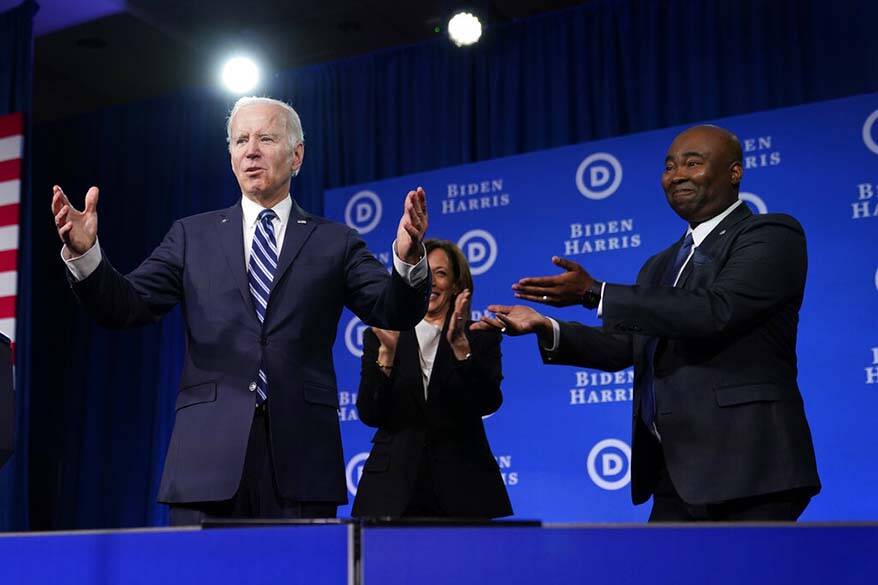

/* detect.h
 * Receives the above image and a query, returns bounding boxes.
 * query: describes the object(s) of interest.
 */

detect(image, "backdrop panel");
[326,93,878,521]
[28,0,878,529]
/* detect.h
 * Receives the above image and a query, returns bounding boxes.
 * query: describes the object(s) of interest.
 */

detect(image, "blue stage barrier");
[326,93,878,521]
[0,525,351,584]
[361,524,878,585]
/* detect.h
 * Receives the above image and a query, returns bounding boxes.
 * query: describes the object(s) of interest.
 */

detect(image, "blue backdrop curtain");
[0,0,37,532]
[28,0,878,529]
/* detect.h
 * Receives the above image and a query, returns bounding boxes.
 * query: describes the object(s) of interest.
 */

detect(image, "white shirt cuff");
[392,240,428,287]
[596,282,607,317]
[541,317,561,352]
[62,238,102,282]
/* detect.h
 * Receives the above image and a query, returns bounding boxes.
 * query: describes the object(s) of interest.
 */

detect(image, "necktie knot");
[258,209,277,224]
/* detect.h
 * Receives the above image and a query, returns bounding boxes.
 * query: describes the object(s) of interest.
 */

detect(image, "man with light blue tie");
[476,125,821,521]
[51,96,431,524]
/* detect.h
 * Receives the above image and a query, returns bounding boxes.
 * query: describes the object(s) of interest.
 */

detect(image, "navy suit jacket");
[541,204,821,506]
[71,200,430,505]
[352,323,512,518]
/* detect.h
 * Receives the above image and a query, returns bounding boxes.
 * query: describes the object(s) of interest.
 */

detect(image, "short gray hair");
[226,96,305,153]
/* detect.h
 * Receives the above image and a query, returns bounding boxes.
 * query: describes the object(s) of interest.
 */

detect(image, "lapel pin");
[221,218,229,223]
[718,229,726,235]
[297,219,307,224]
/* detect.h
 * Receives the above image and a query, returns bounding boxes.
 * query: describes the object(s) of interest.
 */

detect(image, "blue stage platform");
[1,522,876,584]
[0,523,351,584]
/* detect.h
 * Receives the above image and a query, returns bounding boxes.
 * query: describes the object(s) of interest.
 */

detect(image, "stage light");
[221,56,260,93]
[448,11,482,47]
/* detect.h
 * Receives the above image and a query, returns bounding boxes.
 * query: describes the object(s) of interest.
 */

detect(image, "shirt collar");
[241,194,293,229]
[687,199,743,247]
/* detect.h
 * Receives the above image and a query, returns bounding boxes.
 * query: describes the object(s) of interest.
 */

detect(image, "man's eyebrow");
[665,150,706,161]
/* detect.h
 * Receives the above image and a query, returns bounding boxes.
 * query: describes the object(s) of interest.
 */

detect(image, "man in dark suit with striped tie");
[51,96,431,524]
[476,125,821,521]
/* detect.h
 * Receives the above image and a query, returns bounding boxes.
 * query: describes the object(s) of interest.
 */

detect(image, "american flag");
[0,112,22,345]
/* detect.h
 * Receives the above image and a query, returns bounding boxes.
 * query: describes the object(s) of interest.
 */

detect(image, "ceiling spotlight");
[221,56,260,94]
[448,11,482,47]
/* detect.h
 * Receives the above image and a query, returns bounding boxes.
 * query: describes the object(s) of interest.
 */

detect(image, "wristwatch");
[581,280,603,309]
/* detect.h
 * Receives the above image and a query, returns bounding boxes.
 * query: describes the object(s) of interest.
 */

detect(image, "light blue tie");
[248,209,278,403]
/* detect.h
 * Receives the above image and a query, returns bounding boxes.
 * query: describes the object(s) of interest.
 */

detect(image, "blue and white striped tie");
[248,209,278,403]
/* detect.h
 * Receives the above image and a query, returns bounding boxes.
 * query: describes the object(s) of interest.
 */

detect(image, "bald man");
[476,125,821,521]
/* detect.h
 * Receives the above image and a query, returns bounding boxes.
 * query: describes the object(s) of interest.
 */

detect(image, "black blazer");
[70,201,429,505]
[352,322,512,518]
[542,204,821,506]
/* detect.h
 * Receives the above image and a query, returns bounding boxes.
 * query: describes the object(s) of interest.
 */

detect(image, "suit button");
[248,381,257,392]
[260,337,268,346]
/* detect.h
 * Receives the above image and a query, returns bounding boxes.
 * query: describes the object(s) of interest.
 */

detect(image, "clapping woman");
[352,239,512,518]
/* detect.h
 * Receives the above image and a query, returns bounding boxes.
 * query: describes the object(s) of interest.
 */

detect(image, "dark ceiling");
[31,0,587,125]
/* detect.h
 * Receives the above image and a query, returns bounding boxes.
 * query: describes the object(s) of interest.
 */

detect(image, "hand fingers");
[84,186,100,214]
[514,275,561,288]
[58,222,73,242]
[477,315,506,330]
[51,188,63,215]
[52,185,73,214]
[455,289,471,311]
[552,256,581,271]
[404,190,421,217]
[514,292,556,306]
[406,203,422,228]
[513,284,557,297]
[406,194,426,234]
[415,187,427,218]
[486,304,515,314]
[54,205,69,228]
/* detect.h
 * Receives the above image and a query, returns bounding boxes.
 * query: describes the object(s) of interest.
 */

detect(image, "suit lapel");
[648,241,682,286]
[426,332,452,406]
[398,330,427,410]
[272,200,317,292]
[216,202,254,313]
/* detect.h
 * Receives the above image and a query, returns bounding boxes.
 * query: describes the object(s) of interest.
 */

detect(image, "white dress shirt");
[414,319,443,400]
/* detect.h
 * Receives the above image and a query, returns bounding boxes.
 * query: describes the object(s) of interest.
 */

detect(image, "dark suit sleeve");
[356,328,395,428]
[342,229,429,331]
[602,217,806,339]
[440,328,504,417]
[70,221,185,329]
[539,321,634,371]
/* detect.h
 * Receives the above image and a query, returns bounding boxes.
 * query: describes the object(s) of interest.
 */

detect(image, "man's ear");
[291,142,305,176]
[729,160,743,186]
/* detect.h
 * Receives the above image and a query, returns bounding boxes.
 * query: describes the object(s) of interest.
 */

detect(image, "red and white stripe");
[0,112,22,343]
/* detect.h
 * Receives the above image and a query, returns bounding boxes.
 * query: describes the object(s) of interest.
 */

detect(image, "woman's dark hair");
[425,239,474,295]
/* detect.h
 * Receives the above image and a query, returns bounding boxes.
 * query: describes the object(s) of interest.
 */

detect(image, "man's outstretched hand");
[52,185,99,258]
[471,304,552,340]
[395,187,428,265]
[511,256,594,307]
